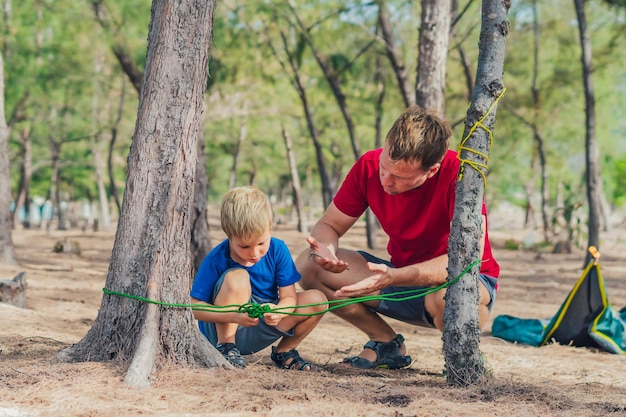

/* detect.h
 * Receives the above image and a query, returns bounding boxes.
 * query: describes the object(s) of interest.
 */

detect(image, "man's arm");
[306,202,359,272]
[335,214,488,297]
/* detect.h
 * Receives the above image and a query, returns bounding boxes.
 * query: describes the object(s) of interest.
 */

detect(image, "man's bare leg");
[295,248,406,362]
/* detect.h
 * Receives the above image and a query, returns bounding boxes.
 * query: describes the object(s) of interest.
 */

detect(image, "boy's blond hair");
[385,106,452,169]
[220,186,273,241]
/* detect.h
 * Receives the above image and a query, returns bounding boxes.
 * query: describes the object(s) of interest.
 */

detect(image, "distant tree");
[443,0,509,386]
[0,52,17,265]
[58,0,224,387]
[573,0,602,259]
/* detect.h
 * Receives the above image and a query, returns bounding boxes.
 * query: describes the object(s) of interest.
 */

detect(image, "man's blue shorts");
[358,251,498,327]
[196,268,294,355]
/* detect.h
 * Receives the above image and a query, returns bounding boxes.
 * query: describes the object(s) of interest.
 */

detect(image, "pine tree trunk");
[443,0,509,387]
[58,0,225,388]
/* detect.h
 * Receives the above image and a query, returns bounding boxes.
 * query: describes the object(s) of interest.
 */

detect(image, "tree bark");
[443,0,509,387]
[58,0,225,388]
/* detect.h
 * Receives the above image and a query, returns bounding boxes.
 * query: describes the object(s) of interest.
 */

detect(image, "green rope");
[102,259,481,318]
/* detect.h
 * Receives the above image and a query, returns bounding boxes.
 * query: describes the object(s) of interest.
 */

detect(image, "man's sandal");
[342,334,412,369]
[270,346,317,371]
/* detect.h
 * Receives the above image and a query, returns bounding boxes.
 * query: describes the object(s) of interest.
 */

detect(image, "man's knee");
[295,250,317,290]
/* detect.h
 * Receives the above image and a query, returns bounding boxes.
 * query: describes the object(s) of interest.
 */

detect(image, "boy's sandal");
[271,346,317,371]
[342,334,412,369]
[216,342,247,368]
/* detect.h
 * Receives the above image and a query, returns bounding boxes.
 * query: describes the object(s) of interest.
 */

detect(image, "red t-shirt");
[333,148,500,278]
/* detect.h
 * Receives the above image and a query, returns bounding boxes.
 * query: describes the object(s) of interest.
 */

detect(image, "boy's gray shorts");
[358,251,498,327]
[197,269,294,355]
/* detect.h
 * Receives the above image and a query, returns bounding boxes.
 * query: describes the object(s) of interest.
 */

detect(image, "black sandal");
[271,346,317,371]
[342,334,412,369]
[216,343,247,368]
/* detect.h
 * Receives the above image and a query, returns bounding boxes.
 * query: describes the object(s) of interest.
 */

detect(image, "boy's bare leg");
[275,289,327,352]
[214,269,252,344]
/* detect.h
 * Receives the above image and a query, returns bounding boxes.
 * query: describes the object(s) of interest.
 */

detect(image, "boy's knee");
[223,269,251,291]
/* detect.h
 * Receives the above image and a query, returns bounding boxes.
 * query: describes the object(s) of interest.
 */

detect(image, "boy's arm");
[262,284,297,326]
[190,297,259,327]
[275,284,297,313]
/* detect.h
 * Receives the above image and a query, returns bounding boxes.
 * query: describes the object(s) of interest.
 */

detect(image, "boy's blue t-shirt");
[190,237,301,303]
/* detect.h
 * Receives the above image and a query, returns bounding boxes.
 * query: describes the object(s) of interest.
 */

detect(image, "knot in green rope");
[238,303,271,318]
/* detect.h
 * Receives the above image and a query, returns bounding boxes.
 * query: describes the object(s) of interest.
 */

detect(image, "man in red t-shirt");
[295,106,500,370]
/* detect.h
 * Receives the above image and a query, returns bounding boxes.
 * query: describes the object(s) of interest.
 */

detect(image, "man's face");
[378,145,441,195]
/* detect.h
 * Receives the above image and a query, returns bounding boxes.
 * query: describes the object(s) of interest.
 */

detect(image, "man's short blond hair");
[385,106,452,169]
[220,186,273,241]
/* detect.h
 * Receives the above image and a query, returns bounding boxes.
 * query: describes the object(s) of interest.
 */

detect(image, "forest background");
[2,0,626,240]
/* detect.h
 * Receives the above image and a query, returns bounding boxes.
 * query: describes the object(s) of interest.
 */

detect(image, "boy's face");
[228,229,271,267]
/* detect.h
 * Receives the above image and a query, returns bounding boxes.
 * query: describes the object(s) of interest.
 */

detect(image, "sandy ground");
[1,211,626,417]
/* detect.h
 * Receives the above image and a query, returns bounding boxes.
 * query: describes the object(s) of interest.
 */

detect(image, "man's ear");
[426,163,441,178]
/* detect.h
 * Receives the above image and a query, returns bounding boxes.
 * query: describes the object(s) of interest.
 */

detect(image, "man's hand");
[334,262,393,298]
[306,236,349,273]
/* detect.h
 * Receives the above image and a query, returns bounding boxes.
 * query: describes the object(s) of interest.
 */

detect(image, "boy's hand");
[236,313,260,327]
[306,236,349,273]
[261,303,284,326]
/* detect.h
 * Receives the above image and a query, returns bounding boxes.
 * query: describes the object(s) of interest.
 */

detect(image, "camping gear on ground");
[491,246,626,354]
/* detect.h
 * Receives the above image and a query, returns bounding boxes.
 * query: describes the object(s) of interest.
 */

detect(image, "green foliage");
[1,0,625,228]
[611,154,626,207]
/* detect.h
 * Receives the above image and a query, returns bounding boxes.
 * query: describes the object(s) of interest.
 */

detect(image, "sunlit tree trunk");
[443,0,509,387]
[416,0,451,115]
[58,0,225,388]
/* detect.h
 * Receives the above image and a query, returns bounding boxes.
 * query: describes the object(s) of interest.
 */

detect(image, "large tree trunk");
[574,0,602,259]
[443,0,509,387]
[58,0,225,388]
[0,52,17,265]
[416,0,451,115]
